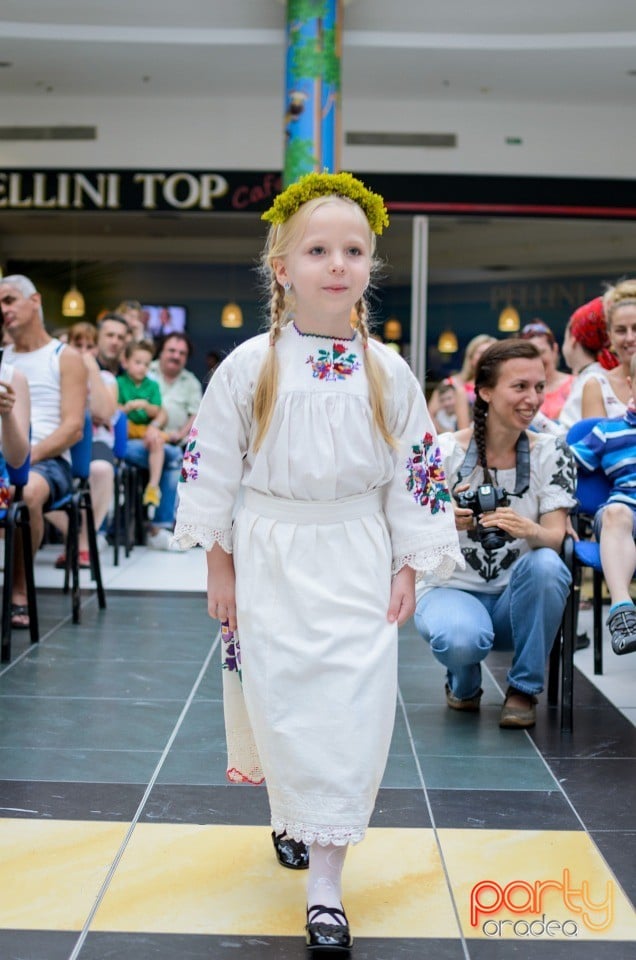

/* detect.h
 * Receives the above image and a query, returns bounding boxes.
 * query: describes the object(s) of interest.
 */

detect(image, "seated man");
[149,333,202,448]
[0,274,87,627]
[569,351,636,655]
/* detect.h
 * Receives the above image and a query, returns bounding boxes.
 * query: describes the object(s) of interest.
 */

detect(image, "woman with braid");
[174,173,461,952]
[414,339,575,729]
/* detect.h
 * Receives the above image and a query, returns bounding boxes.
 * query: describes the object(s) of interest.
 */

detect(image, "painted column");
[283,0,343,185]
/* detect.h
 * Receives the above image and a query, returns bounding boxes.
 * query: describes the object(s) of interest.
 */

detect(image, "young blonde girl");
[174,172,461,951]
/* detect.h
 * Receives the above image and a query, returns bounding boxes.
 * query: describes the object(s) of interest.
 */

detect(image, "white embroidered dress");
[174,323,462,846]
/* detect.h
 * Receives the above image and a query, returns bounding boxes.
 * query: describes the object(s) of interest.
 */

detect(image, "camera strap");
[454,431,530,497]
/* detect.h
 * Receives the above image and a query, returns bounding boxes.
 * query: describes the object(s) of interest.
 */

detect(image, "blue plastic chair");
[566,417,613,676]
[1,452,40,661]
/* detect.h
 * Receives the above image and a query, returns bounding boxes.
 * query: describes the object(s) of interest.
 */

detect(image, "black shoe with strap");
[271,830,309,870]
[306,903,353,952]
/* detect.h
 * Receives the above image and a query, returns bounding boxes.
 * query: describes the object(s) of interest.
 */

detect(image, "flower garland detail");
[405,433,451,513]
[262,172,389,235]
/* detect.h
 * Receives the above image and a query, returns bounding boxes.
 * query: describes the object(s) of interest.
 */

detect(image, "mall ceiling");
[1,1,635,285]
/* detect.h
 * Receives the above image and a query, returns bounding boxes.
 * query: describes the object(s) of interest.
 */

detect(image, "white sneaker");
[96,533,109,554]
[146,528,172,551]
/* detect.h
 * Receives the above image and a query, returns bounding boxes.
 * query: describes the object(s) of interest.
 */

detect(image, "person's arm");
[30,347,87,464]
[0,369,30,467]
[581,377,607,419]
[84,354,117,422]
[206,541,237,630]
[165,412,196,445]
[454,384,472,429]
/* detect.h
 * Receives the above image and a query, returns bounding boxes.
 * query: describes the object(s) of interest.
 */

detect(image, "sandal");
[306,903,353,951]
[10,603,30,630]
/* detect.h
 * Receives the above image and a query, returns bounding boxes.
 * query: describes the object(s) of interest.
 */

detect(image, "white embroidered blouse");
[174,322,463,578]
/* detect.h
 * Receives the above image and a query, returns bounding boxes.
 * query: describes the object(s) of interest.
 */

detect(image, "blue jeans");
[414,549,571,699]
[124,440,182,528]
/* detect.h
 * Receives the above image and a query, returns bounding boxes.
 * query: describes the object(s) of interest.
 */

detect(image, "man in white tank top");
[0,275,87,628]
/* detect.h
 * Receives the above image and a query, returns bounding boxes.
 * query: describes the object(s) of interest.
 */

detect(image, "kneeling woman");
[415,339,576,728]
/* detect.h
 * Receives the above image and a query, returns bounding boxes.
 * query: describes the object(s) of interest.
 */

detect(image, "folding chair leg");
[1,519,16,662]
[112,473,121,567]
[68,503,81,624]
[84,494,106,610]
[593,570,604,675]
[20,512,39,646]
[560,583,576,733]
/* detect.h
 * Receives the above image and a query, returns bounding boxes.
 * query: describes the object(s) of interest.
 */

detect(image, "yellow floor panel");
[438,829,635,942]
[2,818,633,942]
[0,818,130,930]
[92,825,459,937]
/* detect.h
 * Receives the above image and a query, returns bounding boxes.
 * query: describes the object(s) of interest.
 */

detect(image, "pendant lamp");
[498,305,520,332]
[61,284,85,318]
[221,301,243,329]
[437,330,458,354]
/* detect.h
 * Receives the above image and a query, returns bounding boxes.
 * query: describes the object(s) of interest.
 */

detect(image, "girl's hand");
[452,482,475,532]
[387,565,416,626]
[206,543,237,630]
[479,506,538,542]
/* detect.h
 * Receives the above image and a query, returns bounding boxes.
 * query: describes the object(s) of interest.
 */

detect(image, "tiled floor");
[0,544,634,959]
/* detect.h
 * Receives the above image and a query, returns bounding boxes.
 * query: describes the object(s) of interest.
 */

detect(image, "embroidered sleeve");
[383,361,463,578]
[173,351,253,552]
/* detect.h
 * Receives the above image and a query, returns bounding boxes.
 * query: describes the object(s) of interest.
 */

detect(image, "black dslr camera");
[455,483,510,552]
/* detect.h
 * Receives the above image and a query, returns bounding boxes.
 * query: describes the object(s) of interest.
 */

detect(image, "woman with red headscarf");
[581,280,634,420]
[560,295,618,428]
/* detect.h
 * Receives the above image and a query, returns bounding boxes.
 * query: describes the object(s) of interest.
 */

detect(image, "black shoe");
[306,903,352,952]
[271,830,309,870]
[575,632,591,650]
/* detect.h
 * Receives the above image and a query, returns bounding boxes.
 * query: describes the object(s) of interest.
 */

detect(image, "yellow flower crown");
[262,172,389,236]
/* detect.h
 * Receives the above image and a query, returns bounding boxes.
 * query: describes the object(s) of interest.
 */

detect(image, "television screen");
[141,304,187,338]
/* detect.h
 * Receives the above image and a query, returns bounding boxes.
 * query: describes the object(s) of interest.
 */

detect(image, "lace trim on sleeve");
[392,544,465,580]
[172,521,233,553]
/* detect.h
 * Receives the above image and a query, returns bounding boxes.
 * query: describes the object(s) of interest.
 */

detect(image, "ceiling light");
[498,305,520,332]
[62,285,85,318]
[437,330,458,354]
[221,302,243,329]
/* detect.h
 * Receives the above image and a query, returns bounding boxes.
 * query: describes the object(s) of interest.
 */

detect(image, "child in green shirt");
[117,341,166,516]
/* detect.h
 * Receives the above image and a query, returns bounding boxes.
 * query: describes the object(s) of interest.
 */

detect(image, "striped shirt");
[570,408,636,508]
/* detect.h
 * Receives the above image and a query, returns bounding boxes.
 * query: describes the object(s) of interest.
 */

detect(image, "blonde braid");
[253,277,285,451]
[354,301,396,449]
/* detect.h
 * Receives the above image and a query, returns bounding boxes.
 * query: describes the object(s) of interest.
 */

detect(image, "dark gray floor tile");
[467,940,635,959]
[0,779,145,820]
[143,782,271,825]
[591,830,636,904]
[78,934,466,959]
[549,758,636,832]
[369,787,432,828]
[0,930,79,960]
[428,788,582,830]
